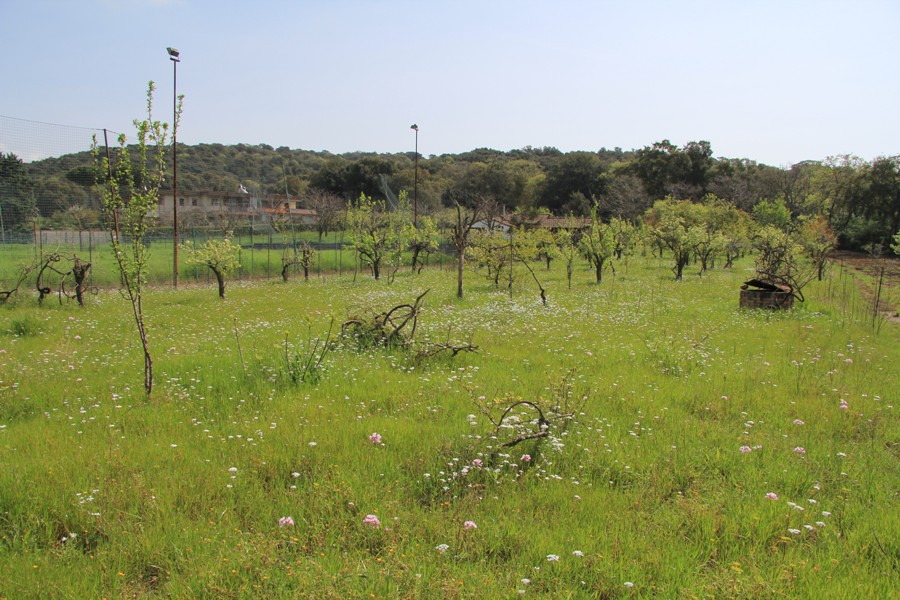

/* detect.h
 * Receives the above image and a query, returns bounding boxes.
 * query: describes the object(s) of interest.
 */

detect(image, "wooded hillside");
[2,140,898,252]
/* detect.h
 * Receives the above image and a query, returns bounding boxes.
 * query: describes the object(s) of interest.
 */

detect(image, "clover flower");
[278,516,294,528]
[369,432,382,445]
[363,514,381,528]
[463,520,477,530]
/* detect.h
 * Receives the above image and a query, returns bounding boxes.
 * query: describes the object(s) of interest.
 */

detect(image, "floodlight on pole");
[410,124,419,228]
[168,47,180,287]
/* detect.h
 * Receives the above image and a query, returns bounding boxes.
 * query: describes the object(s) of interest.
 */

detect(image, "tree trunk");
[213,268,226,298]
[595,259,604,283]
[675,258,686,281]
[133,295,153,397]
[457,248,465,299]
[411,245,421,272]
[372,260,381,280]
[142,337,153,396]
[73,258,90,307]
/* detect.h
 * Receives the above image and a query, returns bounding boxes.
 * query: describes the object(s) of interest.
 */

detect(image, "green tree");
[798,215,837,280]
[345,193,397,280]
[554,218,582,289]
[407,214,439,272]
[540,152,606,214]
[92,81,175,396]
[645,198,706,280]
[0,153,36,233]
[579,204,616,283]
[865,156,900,247]
[752,198,792,231]
[183,233,241,298]
[469,228,510,289]
[630,140,712,201]
[609,216,637,260]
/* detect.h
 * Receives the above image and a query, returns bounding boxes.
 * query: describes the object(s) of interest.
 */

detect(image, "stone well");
[739,280,795,310]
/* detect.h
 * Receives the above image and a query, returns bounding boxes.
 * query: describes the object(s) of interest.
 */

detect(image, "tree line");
[1,139,897,253]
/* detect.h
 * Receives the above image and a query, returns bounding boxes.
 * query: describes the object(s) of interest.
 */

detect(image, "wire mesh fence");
[1,114,454,295]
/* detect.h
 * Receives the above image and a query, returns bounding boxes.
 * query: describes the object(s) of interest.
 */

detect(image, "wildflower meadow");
[0,254,897,598]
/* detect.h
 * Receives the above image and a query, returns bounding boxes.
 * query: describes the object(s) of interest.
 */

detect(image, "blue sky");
[1,0,898,166]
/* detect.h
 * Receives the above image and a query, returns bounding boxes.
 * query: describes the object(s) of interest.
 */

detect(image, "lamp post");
[167,46,180,287]
[410,124,419,228]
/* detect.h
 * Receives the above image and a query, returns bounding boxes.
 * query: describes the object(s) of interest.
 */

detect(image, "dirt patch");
[830,252,900,323]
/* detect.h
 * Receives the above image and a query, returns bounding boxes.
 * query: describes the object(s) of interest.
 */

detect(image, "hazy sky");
[1,0,898,166]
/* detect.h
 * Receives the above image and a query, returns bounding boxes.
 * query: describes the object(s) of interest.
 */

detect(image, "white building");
[157,190,317,225]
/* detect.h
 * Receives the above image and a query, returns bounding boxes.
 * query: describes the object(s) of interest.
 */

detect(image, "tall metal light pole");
[167,47,180,287]
[410,124,419,228]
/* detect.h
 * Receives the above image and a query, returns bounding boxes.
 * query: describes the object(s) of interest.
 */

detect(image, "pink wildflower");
[794,447,806,454]
[472,459,483,468]
[520,454,531,463]
[739,445,752,454]
[278,516,294,527]
[369,432,382,445]
[463,520,477,530]
[363,514,381,528]
[793,419,805,425]
[765,492,779,500]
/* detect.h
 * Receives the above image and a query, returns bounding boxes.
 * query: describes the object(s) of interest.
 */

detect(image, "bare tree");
[449,196,491,299]
[0,263,35,304]
[306,188,344,242]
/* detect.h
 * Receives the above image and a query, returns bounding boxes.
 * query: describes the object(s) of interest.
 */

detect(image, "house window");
[295,201,302,209]
[212,199,220,206]
[179,198,185,206]
[192,199,198,207]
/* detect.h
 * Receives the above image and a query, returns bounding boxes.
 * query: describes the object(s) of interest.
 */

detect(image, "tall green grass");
[0,255,897,598]
[1,231,459,290]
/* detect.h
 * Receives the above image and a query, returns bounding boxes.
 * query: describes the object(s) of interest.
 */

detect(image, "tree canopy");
[8,140,899,252]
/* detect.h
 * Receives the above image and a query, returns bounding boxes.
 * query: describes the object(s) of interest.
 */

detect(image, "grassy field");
[0,254,897,598]
[1,230,457,289]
